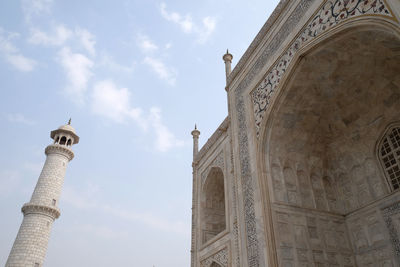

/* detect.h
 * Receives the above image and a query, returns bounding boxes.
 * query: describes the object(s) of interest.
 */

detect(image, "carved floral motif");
[251,0,394,136]
[200,247,228,267]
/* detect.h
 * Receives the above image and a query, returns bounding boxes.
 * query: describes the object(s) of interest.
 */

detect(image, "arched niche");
[259,23,400,266]
[201,167,226,244]
[263,25,400,215]
[210,261,222,267]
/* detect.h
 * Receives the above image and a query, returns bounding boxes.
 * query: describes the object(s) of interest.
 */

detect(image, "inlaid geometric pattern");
[380,126,400,190]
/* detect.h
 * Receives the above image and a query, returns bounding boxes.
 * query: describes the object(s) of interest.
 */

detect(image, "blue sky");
[0,0,279,266]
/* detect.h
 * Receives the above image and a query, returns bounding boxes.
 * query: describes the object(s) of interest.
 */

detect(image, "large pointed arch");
[257,20,400,266]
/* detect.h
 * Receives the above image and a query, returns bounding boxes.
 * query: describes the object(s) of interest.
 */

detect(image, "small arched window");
[201,167,226,244]
[59,136,67,145]
[378,125,400,190]
[67,139,72,146]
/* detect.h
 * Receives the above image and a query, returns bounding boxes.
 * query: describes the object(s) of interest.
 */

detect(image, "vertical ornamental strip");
[6,121,79,267]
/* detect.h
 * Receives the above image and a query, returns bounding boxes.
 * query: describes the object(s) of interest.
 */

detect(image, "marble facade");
[191,1,400,266]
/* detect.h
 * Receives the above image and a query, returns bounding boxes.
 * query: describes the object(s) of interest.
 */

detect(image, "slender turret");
[223,49,233,82]
[191,124,200,159]
[6,120,79,267]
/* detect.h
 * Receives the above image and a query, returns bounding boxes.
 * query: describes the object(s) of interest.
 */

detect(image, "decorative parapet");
[45,144,74,161]
[195,117,230,162]
[251,0,396,136]
[22,203,60,219]
[200,246,229,267]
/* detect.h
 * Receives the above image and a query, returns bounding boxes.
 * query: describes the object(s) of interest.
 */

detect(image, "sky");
[0,0,280,266]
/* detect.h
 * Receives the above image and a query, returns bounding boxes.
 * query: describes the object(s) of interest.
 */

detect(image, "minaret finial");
[68,118,71,125]
[222,49,233,85]
[191,124,200,159]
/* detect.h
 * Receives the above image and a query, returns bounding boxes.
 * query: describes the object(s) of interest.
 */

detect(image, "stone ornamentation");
[251,0,394,136]
[200,247,228,267]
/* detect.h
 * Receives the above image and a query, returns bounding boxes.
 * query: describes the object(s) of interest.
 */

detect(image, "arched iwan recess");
[263,26,400,266]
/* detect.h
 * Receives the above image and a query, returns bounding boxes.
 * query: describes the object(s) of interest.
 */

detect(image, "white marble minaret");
[6,120,79,267]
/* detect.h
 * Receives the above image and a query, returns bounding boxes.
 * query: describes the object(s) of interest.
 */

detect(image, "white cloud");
[22,0,53,22]
[160,3,193,33]
[99,53,135,73]
[91,80,183,151]
[5,54,36,72]
[28,25,73,46]
[137,34,158,53]
[0,28,36,72]
[159,3,216,43]
[198,16,216,44]
[91,80,144,127]
[58,47,93,104]
[143,56,176,86]
[149,107,184,152]
[29,25,96,56]
[6,113,36,125]
[76,28,96,56]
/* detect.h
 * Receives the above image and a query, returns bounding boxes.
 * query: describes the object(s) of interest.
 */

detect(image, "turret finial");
[68,118,71,125]
[195,124,197,130]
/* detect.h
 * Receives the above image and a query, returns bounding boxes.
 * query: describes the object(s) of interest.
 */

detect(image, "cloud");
[99,53,135,73]
[5,54,36,71]
[29,25,96,55]
[22,0,53,22]
[91,80,144,127]
[143,56,176,86]
[149,107,184,152]
[6,113,36,125]
[159,3,216,43]
[91,80,183,151]
[0,28,36,72]
[137,34,158,53]
[58,47,93,104]
[198,16,216,44]
[160,3,193,33]
[76,28,96,56]
[28,25,73,46]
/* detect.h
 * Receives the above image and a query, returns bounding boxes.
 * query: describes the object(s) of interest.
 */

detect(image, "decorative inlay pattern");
[200,247,228,267]
[251,0,394,136]
[234,1,316,266]
[382,201,400,261]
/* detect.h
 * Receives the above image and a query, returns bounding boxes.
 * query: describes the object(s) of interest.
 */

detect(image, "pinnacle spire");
[68,118,71,125]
